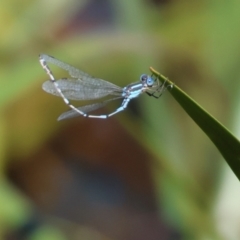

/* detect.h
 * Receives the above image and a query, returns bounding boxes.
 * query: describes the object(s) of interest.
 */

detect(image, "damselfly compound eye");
[140,74,148,82]
[146,76,154,86]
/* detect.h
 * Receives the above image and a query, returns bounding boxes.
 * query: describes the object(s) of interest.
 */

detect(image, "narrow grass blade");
[150,67,240,180]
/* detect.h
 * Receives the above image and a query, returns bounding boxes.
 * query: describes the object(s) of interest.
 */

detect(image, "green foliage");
[1,0,240,239]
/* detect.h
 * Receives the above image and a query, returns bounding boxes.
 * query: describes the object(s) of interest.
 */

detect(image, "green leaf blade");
[150,67,240,180]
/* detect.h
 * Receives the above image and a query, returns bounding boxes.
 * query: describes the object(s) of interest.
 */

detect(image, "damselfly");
[39,54,172,120]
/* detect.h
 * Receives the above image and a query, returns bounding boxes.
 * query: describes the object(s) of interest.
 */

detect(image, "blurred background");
[1,0,240,239]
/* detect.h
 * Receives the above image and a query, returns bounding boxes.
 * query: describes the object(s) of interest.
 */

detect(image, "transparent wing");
[40,54,92,78]
[40,54,120,88]
[42,78,123,100]
[57,97,122,121]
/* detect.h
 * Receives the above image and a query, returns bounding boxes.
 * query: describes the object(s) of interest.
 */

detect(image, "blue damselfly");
[39,54,172,120]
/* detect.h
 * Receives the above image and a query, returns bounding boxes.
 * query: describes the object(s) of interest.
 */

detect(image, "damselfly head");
[140,74,155,87]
